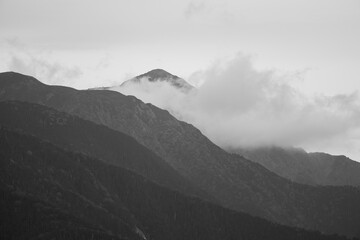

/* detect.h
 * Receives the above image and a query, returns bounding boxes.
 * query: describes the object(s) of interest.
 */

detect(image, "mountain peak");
[136,69,180,82]
[120,69,194,91]
[0,71,43,88]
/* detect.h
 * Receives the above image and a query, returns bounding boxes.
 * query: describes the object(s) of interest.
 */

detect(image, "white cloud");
[115,54,360,159]
[2,40,82,86]
[184,1,207,18]
[8,55,82,85]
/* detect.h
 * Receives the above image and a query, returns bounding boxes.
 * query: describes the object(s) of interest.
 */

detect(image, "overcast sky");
[1,0,360,159]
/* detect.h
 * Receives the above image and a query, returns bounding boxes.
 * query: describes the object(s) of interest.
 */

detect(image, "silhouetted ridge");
[0,128,351,240]
[0,71,43,87]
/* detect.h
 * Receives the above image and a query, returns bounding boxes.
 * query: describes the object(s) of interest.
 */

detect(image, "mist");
[116,54,360,157]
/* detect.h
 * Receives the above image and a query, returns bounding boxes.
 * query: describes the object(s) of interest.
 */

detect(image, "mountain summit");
[121,69,194,92]
[136,69,179,81]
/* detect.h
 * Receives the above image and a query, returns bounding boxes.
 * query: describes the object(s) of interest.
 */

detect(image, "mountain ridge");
[1,71,360,238]
[231,146,360,186]
[1,127,349,240]
[0,100,213,202]
[102,69,360,188]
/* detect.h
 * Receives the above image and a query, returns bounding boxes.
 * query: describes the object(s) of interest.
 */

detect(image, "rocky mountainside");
[1,72,360,238]
[232,146,360,186]
[1,127,348,240]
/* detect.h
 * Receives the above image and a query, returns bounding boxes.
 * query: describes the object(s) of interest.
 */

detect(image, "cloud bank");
[117,54,360,156]
[8,54,82,85]
[2,40,83,86]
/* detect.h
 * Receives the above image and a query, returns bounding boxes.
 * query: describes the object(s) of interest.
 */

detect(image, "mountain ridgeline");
[97,69,360,188]
[0,100,212,202]
[232,146,360,186]
[0,128,347,240]
[0,72,360,238]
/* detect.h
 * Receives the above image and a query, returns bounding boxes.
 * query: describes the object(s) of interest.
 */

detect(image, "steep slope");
[1,72,360,237]
[0,128,351,240]
[0,100,211,201]
[310,152,360,186]
[232,146,360,186]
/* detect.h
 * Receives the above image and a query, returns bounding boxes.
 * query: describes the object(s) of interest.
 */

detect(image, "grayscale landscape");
[0,1,359,239]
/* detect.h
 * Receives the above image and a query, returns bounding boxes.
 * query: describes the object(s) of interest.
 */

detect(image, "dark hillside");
[0,128,351,240]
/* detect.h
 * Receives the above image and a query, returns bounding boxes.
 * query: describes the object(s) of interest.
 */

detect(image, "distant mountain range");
[1,71,360,239]
[231,146,360,186]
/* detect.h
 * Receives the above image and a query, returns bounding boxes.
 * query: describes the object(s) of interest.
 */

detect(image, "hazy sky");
[1,0,360,159]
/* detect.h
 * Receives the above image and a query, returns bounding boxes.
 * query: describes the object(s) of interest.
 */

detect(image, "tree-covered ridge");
[0,127,352,240]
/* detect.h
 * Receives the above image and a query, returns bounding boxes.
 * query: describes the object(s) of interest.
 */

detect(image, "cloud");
[8,55,82,85]
[2,39,83,86]
[115,54,360,157]
[115,77,192,121]
[184,1,206,18]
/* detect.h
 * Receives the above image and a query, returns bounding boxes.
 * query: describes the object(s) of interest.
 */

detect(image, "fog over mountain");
[1,1,360,239]
[104,54,360,161]
[1,0,360,159]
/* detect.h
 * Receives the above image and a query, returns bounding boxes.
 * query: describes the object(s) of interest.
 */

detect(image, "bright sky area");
[0,0,359,160]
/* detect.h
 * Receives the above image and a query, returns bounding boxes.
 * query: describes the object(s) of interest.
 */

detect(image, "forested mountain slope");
[0,128,349,240]
[1,72,360,238]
